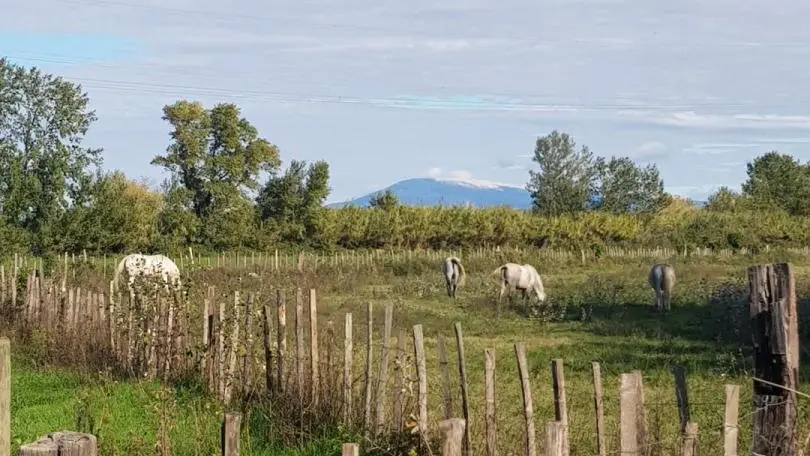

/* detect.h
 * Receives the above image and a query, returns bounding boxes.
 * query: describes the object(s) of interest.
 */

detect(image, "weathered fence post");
[454,322,472,456]
[343,313,354,426]
[221,412,241,456]
[673,365,691,435]
[0,337,8,456]
[748,263,798,456]
[551,359,569,456]
[363,302,373,429]
[19,432,98,456]
[276,289,287,394]
[546,421,565,456]
[515,343,537,456]
[439,418,466,456]
[438,333,454,419]
[413,324,428,437]
[374,302,393,434]
[309,288,319,407]
[723,384,740,456]
[681,422,698,456]
[484,349,497,456]
[341,443,359,456]
[620,371,647,455]
[591,362,606,456]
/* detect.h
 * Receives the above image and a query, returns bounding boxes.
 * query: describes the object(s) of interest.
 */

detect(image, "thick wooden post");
[19,432,98,456]
[341,443,359,456]
[748,263,798,456]
[515,343,537,456]
[221,412,241,456]
[439,418,466,456]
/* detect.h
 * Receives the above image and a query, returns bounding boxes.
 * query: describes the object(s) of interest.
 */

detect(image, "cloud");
[623,111,810,131]
[682,142,762,155]
[632,141,668,160]
[425,167,523,189]
[495,158,525,170]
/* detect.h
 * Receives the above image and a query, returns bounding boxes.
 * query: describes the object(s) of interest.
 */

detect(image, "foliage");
[0,58,102,252]
[740,150,810,216]
[527,130,598,215]
[369,189,400,210]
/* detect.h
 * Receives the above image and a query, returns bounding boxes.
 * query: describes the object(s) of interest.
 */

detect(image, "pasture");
[7,247,810,455]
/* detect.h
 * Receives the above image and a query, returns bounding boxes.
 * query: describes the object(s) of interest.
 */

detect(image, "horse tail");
[490,265,505,279]
[451,258,466,286]
[661,265,676,292]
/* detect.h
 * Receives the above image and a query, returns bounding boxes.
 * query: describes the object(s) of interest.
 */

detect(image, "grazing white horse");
[491,262,547,304]
[441,257,466,298]
[648,263,676,312]
[113,253,182,295]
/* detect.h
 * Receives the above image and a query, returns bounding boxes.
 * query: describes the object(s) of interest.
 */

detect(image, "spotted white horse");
[113,253,183,297]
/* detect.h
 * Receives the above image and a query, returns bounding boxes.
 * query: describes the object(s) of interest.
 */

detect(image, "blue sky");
[3,0,810,203]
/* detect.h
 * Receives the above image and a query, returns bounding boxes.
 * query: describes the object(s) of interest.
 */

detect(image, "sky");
[3,0,810,204]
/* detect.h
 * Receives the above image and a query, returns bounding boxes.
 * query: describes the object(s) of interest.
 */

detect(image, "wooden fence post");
[309,288,319,407]
[551,359,569,456]
[515,343,537,456]
[620,372,647,455]
[681,422,698,456]
[591,362,606,456]
[748,263,798,456]
[0,337,8,456]
[221,412,241,456]
[673,366,690,435]
[363,302,373,429]
[454,322,472,456]
[484,349,497,456]
[546,421,565,456]
[343,313,354,426]
[439,418,466,456]
[342,443,359,456]
[413,324,428,437]
[723,384,740,456]
[295,289,305,405]
[19,432,98,456]
[374,302,393,434]
[438,333,454,420]
[276,289,287,394]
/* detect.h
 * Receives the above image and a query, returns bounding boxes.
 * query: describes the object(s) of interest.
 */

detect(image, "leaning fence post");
[484,349,497,456]
[748,263,798,455]
[454,322,472,456]
[515,343,537,456]
[551,359,569,456]
[413,324,428,437]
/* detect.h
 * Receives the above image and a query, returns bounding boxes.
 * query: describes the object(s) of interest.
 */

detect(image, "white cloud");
[682,142,761,155]
[666,184,724,201]
[632,141,668,159]
[425,167,523,189]
[628,111,810,130]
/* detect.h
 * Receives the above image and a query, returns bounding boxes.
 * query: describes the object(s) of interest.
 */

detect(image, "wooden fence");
[1,261,803,455]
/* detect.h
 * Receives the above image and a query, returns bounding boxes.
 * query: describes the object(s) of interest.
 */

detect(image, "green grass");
[11,250,810,455]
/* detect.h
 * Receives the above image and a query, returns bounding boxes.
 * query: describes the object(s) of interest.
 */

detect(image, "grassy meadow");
[8,247,810,455]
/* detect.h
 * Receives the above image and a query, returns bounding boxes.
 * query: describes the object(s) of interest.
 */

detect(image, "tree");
[76,171,162,252]
[705,186,748,212]
[526,130,598,216]
[741,151,810,216]
[0,58,102,252]
[151,100,281,246]
[256,159,331,245]
[369,189,400,210]
[592,156,668,213]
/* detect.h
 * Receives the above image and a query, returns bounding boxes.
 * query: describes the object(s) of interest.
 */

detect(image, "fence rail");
[0,258,803,455]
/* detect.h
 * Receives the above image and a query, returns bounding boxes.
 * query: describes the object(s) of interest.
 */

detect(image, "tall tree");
[527,130,598,216]
[151,100,281,219]
[592,156,668,213]
[0,58,102,251]
[152,100,281,246]
[256,159,331,244]
[741,151,810,216]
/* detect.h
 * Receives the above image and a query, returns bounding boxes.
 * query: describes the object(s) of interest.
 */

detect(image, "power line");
[5,53,799,112]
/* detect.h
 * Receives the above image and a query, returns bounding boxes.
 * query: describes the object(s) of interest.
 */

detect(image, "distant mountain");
[328,177,533,209]
[327,177,709,210]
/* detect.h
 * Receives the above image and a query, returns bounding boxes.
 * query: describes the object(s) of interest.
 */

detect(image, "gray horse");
[441,257,466,298]
[648,263,676,312]
[491,262,547,305]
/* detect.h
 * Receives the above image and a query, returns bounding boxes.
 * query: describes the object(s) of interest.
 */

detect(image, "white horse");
[113,253,182,296]
[491,262,546,304]
[649,263,676,312]
[441,257,466,298]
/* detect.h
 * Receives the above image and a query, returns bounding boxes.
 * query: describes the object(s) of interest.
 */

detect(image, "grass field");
[9,248,810,455]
